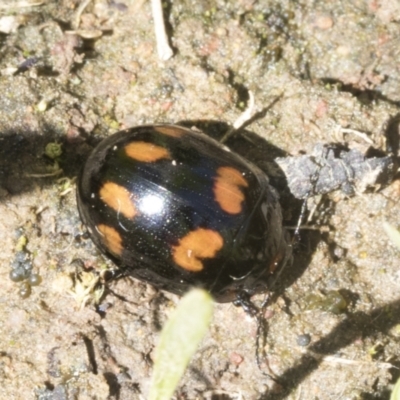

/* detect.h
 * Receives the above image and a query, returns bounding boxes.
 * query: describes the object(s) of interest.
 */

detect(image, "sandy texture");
[0,0,399,399]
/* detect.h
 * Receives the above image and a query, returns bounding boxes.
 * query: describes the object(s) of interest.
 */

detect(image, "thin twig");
[72,0,92,30]
[220,91,255,143]
[0,0,44,9]
[233,90,256,130]
[319,354,396,369]
[340,127,374,145]
[221,92,284,143]
[151,0,173,61]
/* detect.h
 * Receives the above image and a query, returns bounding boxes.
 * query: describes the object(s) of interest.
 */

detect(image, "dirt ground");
[0,0,400,399]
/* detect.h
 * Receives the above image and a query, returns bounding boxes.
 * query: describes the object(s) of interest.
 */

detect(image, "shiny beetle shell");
[77,125,292,303]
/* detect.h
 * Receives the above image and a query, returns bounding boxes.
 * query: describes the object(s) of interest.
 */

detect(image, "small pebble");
[19,282,32,299]
[314,15,333,30]
[297,334,311,347]
[9,267,28,282]
[29,274,42,286]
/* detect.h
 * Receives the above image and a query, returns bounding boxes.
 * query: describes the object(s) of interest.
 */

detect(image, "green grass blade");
[391,377,400,400]
[383,221,400,250]
[148,289,214,400]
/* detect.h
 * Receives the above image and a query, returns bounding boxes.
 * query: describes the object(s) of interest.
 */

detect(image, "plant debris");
[276,143,393,199]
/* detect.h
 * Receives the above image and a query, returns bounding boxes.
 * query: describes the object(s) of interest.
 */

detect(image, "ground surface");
[0,0,400,399]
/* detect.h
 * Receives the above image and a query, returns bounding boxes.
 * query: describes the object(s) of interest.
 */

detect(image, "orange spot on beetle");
[213,166,249,214]
[125,141,170,162]
[97,224,123,256]
[154,125,186,138]
[172,228,224,272]
[100,182,137,219]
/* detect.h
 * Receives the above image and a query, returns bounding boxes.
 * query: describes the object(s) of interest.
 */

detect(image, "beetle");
[77,124,292,304]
